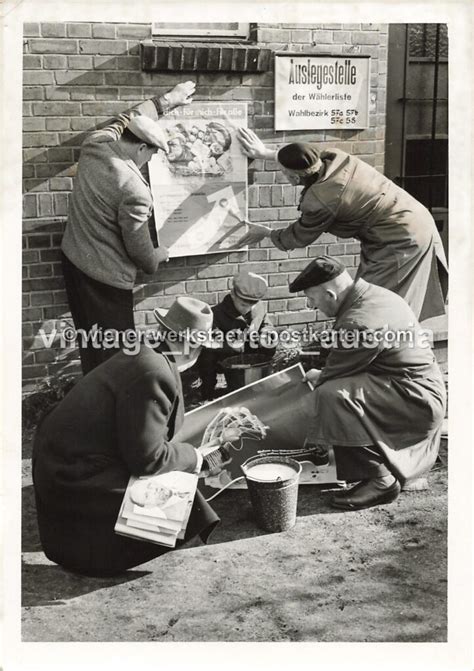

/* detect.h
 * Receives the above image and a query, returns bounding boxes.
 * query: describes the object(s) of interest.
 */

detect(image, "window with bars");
[408,23,448,60]
[386,23,448,213]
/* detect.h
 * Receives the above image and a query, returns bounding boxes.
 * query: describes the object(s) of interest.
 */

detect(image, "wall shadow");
[23,51,241,385]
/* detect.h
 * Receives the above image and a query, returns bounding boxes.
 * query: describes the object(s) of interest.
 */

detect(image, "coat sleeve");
[82,96,169,146]
[316,322,384,386]
[115,370,198,477]
[118,183,160,274]
[270,198,333,251]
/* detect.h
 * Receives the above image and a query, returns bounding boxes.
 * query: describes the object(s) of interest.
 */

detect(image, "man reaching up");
[61,82,195,373]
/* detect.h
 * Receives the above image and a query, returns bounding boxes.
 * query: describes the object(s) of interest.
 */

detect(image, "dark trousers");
[333,444,391,482]
[62,252,134,375]
[198,346,274,399]
[198,347,231,399]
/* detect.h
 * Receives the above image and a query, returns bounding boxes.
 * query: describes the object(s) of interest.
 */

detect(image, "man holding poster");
[291,256,446,510]
[61,82,196,374]
[237,131,448,321]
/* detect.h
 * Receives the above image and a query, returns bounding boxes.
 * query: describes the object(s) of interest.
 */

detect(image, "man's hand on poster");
[303,369,322,387]
[164,81,196,109]
[237,128,276,161]
[156,246,170,264]
[237,222,272,247]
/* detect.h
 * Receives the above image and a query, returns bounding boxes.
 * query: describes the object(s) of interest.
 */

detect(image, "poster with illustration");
[175,364,339,494]
[149,102,248,257]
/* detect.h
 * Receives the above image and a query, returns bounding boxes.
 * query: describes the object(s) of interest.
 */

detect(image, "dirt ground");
[21,431,447,643]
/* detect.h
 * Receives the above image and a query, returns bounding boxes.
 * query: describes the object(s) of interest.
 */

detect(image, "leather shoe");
[330,478,401,511]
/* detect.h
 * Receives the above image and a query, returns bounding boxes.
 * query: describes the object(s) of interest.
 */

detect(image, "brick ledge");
[141,41,272,73]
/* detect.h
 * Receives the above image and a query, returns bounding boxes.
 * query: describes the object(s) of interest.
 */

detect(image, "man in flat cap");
[290,256,446,510]
[61,81,196,374]
[197,270,276,399]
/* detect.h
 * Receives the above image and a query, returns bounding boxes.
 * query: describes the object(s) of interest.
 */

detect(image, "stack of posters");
[114,471,198,547]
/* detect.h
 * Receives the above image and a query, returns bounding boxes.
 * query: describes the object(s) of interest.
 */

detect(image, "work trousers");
[333,444,391,482]
[61,252,134,375]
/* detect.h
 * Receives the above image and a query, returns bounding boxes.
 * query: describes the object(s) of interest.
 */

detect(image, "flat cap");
[289,256,346,293]
[127,115,169,153]
[277,142,321,176]
[232,270,268,302]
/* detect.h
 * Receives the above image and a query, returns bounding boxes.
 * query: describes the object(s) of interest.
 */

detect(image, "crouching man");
[198,270,276,400]
[33,297,222,577]
[289,256,446,511]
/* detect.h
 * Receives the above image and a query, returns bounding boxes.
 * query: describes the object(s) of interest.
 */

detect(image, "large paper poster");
[149,102,248,257]
[175,364,339,493]
[275,54,370,130]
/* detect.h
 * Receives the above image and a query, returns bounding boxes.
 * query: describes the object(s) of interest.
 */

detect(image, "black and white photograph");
[1,2,472,670]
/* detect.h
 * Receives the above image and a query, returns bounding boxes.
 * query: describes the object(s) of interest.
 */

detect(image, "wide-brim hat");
[128,115,169,153]
[154,297,217,348]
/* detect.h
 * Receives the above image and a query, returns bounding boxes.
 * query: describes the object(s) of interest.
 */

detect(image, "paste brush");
[202,443,233,474]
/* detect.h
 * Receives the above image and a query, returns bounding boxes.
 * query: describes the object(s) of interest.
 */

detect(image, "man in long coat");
[61,82,196,373]
[238,130,448,322]
[290,256,446,510]
[32,297,220,576]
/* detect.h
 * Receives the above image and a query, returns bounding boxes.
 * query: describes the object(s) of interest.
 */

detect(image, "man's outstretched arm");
[84,81,196,144]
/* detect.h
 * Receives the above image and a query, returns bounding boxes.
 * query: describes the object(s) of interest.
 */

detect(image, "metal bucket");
[241,455,302,532]
[221,353,272,390]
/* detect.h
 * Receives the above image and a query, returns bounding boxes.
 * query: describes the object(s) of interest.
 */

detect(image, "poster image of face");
[149,102,248,258]
[166,120,233,177]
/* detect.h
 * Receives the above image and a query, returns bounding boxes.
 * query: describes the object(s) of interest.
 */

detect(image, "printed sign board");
[149,102,248,258]
[275,54,370,130]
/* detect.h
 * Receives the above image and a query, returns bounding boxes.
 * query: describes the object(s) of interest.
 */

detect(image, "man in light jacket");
[61,81,195,373]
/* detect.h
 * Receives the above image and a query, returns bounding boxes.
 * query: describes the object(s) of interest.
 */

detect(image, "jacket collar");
[110,140,150,188]
[335,278,370,323]
[220,294,253,323]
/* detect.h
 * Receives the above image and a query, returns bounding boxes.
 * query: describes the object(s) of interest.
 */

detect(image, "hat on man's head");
[127,115,169,153]
[289,256,346,293]
[232,270,268,303]
[277,142,321,176]
[154,297,214,346]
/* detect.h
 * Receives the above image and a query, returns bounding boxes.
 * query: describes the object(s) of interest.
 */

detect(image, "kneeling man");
[33,297,222,576]
[290,256,446,510]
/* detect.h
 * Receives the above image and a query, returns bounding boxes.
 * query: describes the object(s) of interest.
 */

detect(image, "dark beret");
[289,256,346,292]
[277,142,321,171]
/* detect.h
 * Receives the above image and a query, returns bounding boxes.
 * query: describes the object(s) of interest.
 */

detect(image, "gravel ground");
[22,431,447,643]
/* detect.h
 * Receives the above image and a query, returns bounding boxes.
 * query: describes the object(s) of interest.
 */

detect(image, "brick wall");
[22,22,388,388]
